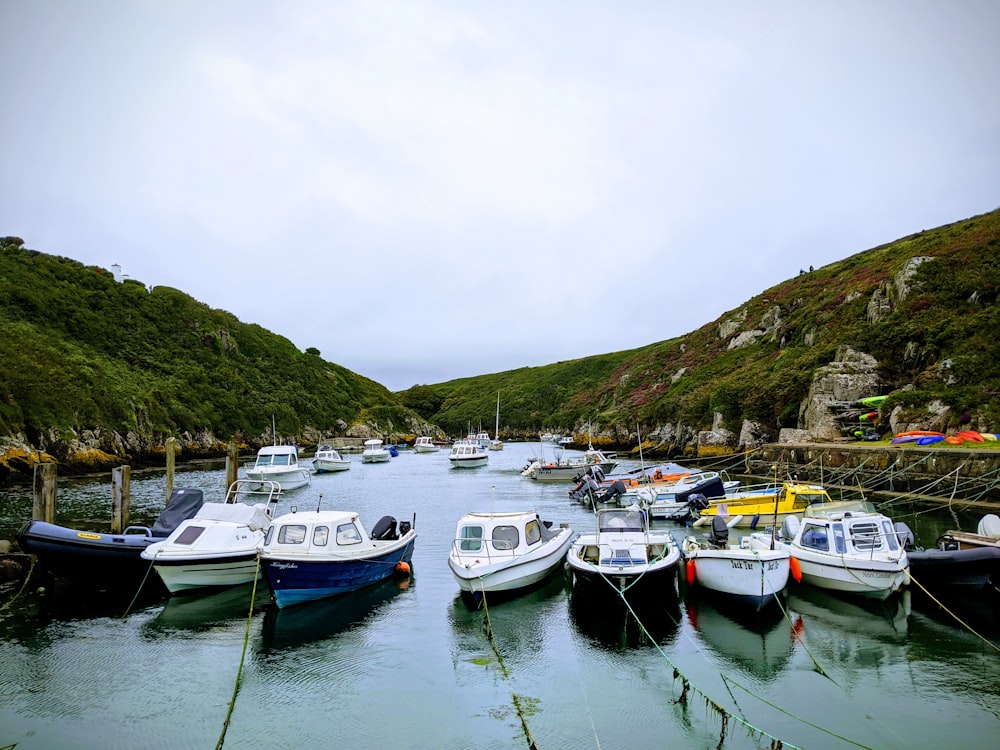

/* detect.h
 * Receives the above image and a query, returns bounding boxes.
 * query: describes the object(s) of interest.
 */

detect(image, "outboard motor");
[592,465,605,483]
[597,480,626,505]
[686,493,711,514]
[371,515,399,540]
[707,516,729,547]
[893,521,915,551]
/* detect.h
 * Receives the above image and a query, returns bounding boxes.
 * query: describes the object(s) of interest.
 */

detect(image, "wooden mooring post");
[225,440,239,494]
[111,465,131,533]
[32,463,57,523]
[165,436,177,504]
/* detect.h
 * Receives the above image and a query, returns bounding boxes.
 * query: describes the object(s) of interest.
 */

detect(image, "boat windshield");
[599,509,644,533]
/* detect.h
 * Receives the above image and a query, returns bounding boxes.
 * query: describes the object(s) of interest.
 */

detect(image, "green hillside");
[399,209,1000,441]
[0,237,421,479]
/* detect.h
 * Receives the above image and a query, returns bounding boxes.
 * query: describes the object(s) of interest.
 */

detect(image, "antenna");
[315,493,324,513]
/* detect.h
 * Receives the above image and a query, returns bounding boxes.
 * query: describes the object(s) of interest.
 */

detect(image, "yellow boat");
[692,482,834,529]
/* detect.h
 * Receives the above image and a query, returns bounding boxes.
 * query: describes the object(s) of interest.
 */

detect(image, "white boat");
[141,479,279,594]
[474,431,491,450]
[361,438,391,463]
[747,501,909,600]
[521,445,618,482]
[448,511,573,602]
[680,517,790,611]
[488,391,503,451]
[414,436,439,453]
[565,505,681,597]
[633,471,741,520]
[244,444,312,490]
[312,445,351,473]
[448,440,489,468]
[261,508,416,609]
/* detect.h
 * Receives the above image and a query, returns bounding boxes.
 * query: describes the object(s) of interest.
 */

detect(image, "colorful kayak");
[957,430,985,443]
[916,435,945,445]
[890,435,922,445]
[859,395,888,407]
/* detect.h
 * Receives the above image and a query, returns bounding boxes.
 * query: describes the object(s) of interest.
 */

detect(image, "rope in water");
[475,583,540,750]
[0,555,36,611]
[904,571,999,652]
[215,552,263,750]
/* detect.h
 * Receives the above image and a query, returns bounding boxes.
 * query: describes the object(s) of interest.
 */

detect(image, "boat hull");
[683,546,790,611]
[18,520,154,578]
[244,467,312,490]
[449,457,488,468]
[313,459,351,473]
[361,453,391,463]
[906,545,1000,593]
[262,532,416,608]
[151,552,262,593]
[448,529,573,594]
[566,537,680,598]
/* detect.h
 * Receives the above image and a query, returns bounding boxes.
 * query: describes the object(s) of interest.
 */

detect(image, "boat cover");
[193,502,271,530]
[151,488,205,537]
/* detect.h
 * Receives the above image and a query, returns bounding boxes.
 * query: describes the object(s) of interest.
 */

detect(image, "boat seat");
[705,516,729,547]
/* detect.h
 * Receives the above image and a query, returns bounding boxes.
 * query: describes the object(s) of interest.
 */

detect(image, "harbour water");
[1,443,998,749]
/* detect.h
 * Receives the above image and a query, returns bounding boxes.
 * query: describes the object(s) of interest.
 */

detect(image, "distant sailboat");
[489,391,503,451]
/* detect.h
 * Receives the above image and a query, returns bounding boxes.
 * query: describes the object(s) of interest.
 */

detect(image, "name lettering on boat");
[271,562,299,570]
[76,532,102,540]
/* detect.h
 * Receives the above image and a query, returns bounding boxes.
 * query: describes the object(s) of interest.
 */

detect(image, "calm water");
[1,444,998,750]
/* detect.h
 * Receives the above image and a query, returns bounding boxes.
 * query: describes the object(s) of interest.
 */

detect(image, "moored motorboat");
[680,517,791,612]
[244,444,312,490]
[361,438,391,463]
[261,508,416,608]
[521,445,617,481]
[18,487,205,586]
[693,482,835,529]
[312,445,352,473]
[746,501,909,600]
[896,514,1000,596]
[414,436,439,453]
[565,505,680,598]
[448,439,489,468]
[141,479,279,594]
[448,510,573,604]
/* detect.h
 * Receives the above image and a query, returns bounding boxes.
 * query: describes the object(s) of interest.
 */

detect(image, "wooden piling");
[111,465,131,533]
[32,463,57,523]
[225,440,239,495]
[165,436,177,504]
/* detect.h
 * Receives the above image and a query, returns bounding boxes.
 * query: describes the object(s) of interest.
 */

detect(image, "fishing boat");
[361,438,391,463]
[448,439,489,468]
[312,445,352,473]
[633,471,740,520]
[261,507,416,609]
[680,517,791,612]
[448,510,573,604]
[565,505,681,597]
[746,501,909,600]
[141,479,278,594]
[692,482,834,529]
[17,487,205,585]
[244,444,312,490]
[521,445,618,481]
[414,436,439,453]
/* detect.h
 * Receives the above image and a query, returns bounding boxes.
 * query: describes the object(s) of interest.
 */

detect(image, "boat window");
[832,523,846,554]
[264,527,274,545]
[337,523,363,546]
[492,525,519,551]
[174,525,206,545]
[459,526,483,552]
[850,522,882,551]
[793,492,827,509]
[313,526,329,546]
[599,510,643,533]
[525,520,541,546]
[800,524,829,551]
[278,524,307,544]
[881,520,899,551]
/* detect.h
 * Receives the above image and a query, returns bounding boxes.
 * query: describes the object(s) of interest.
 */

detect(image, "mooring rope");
[215,552,263,750]
[475,583,540,750]
[122,555,159,618]
[0,555,36,611]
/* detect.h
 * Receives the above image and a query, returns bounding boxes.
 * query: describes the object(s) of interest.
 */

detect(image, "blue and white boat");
[261,508,416,608]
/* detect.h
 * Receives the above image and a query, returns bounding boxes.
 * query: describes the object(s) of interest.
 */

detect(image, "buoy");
[789,556,802,583]
[395,561,411,576]
[686,559,696,585]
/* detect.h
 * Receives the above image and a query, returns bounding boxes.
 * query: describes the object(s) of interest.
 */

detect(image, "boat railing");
[226,478,282,507]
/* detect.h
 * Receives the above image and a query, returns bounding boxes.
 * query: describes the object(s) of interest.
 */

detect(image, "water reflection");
[684,593,795,683]
[788,585,911,642]
[258,575,411,651]
[570,587,681,649]
[146,582,261,633]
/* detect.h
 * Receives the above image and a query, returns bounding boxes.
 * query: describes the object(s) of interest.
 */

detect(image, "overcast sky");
[2,1,998,392]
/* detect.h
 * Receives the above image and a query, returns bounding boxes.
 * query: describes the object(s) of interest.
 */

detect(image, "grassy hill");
[0,237,424,480]
[399,209,1000,443]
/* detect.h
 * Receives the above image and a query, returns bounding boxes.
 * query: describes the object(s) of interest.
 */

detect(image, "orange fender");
[789,556,802,583]
[686,559,696,586]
